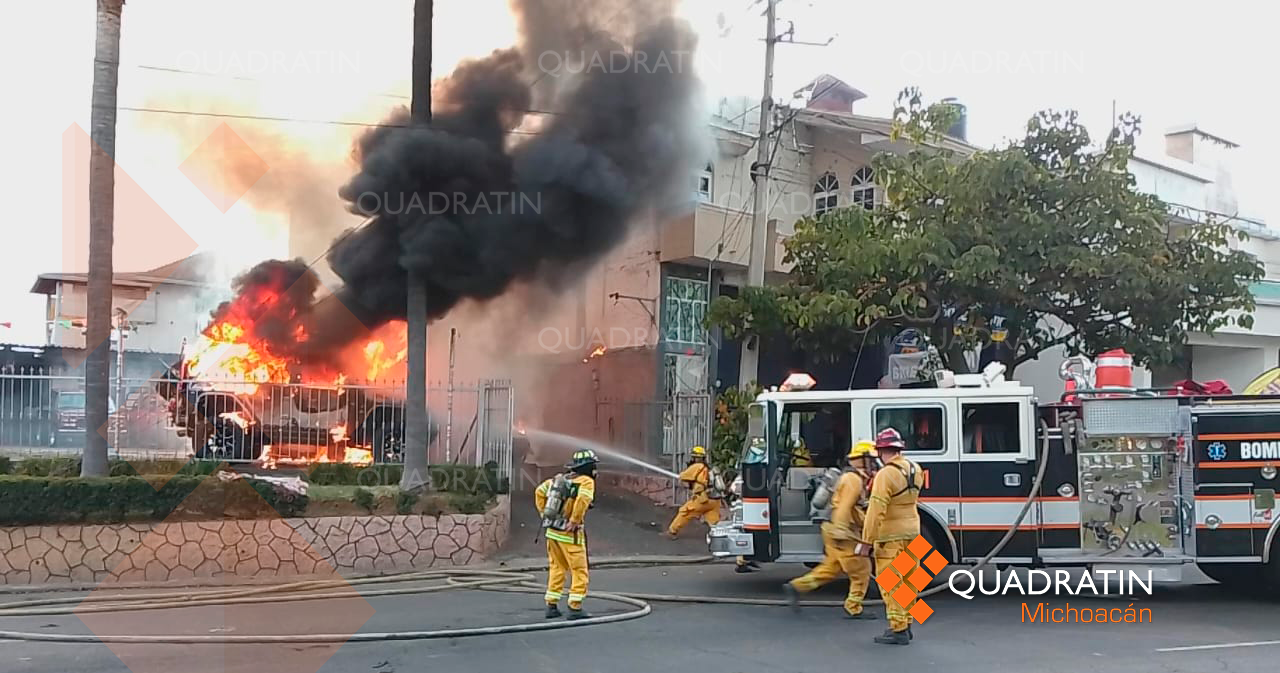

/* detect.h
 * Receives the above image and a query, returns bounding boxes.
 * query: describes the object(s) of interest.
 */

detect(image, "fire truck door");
[957,398,1038,562]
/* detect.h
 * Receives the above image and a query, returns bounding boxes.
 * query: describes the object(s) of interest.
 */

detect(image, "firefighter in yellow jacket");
[783,441,879,618]
[535,449,598,620]
[665,446,722,538]
[861,427,925,645]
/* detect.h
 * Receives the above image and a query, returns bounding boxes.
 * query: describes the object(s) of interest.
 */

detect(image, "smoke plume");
[223,0,705,366]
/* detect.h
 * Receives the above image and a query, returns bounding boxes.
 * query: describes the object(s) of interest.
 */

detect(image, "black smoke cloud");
[229,0,704,364]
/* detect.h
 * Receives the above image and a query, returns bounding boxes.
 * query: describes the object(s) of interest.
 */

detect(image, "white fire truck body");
[708,371,1280,589]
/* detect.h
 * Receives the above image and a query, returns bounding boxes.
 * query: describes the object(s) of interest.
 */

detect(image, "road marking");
[1157,640,1280,653]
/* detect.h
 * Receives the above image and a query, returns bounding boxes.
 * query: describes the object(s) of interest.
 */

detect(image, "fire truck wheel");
[1197,562,1263,591]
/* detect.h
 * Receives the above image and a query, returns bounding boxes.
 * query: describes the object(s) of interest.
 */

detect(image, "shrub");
[352,487,376,513]
[445,492,494,515]
[0,474,308,526]
[307,463,507,494]
[14,457,223,478]
[0,456,11,475]
[395,490,419,515]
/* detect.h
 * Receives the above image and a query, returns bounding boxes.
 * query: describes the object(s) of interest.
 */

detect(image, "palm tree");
[83,0,125,477]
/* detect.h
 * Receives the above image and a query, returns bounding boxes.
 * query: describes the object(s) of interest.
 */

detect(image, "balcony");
[661,201,792,274]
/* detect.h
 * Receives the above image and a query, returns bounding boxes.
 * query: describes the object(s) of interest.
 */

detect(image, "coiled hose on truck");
[0,422,1051,644]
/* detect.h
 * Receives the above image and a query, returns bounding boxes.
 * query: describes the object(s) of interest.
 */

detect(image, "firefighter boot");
[874,628,911,646]
[545,604,562,619]
[567,606,591,620]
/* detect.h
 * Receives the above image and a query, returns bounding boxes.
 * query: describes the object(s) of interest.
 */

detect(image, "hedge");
[8,457,220,479]
[307,461,508,494]
[0,475,308,526]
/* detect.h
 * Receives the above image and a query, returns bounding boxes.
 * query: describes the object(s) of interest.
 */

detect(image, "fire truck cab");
[709,362,1280,592]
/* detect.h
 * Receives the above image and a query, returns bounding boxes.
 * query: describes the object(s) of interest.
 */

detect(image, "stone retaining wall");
[0,496,509,586]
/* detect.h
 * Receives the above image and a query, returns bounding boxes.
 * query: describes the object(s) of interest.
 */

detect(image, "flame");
[343,447,374,465]
[582,345,606,363]
[219,411,252,430]
[330,423,349,443]
[363,335,408,381]
[515,420,527,436]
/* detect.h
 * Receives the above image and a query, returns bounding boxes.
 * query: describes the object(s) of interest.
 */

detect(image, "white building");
[29,253,224,357]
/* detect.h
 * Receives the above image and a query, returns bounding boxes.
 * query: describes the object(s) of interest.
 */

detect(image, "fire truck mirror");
[1256,489,1276,511]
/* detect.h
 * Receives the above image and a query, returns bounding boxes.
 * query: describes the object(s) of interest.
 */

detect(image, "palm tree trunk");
[83,0,125,478]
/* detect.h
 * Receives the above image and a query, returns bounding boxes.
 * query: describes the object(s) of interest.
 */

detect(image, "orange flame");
[582,345,606,363]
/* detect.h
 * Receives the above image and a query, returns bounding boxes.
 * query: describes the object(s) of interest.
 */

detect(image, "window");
[851,166,876,210]
[697,163,714,202]
[779,402,852,468]
[813,172,840,216]
[874,406,945,453]
[961,402,1021,454]
[661,276,709,345]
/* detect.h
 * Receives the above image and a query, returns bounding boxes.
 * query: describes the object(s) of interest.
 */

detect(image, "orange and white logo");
[874,534,949,623]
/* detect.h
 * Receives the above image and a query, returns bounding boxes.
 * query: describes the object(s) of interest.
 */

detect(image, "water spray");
[524,428,681,480]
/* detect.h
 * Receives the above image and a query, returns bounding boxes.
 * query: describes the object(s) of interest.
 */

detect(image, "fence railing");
[0,368,513,474]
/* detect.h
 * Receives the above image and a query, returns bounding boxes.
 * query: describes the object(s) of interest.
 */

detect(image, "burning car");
[154,365,427,464]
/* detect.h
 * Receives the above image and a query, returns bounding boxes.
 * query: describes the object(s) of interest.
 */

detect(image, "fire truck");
[708,355,1280,592]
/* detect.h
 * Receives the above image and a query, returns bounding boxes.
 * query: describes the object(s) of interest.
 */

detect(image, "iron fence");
[598,393,711,502]
[0,368,513,473]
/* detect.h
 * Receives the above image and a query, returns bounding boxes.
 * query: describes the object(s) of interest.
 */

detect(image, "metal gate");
[478,380,514,481]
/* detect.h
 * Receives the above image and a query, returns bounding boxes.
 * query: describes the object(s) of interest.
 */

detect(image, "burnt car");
[154,366,426,463]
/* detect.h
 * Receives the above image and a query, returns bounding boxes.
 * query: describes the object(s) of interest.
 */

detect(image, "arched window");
[813,173,840,216]
[851,166,876,210]
[697,163,714,202]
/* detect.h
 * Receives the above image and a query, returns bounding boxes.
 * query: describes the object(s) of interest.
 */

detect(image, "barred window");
[662,276,709,345]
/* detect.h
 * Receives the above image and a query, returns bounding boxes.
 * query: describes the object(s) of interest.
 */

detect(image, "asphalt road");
[2,562,1278,673]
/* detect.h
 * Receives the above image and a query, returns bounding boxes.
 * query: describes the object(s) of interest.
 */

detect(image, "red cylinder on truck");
[1095,349,1133,389]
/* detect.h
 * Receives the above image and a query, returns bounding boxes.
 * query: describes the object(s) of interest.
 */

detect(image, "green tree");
[711,384,763,474]
[708,90,1262,373]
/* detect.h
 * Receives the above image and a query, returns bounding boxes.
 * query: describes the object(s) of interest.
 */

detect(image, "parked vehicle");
[51,391,118,448]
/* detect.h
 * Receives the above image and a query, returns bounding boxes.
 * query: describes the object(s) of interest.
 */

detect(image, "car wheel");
[374,430,404,464]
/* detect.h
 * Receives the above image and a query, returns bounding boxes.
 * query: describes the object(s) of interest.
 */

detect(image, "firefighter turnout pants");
[875,539,915,632]
[545,537,589,609]
[788,530,872,616]
[668,496,721,535]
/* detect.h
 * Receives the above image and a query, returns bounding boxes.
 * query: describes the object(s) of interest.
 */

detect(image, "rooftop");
[30,252,217,295]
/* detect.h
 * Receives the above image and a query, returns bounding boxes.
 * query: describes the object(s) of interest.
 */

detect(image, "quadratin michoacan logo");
[874,534,950,623]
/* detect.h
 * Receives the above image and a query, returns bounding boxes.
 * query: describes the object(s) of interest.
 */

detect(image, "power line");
[101,104,552,135]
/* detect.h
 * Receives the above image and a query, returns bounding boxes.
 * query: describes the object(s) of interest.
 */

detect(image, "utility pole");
[402,0,432,491]
[738,0,777,390]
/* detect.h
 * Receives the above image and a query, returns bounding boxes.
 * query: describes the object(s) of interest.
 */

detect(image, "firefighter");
[782,441,879,619]
[535,449,598,620]
[860,427,925,645]
[665,446,722,538]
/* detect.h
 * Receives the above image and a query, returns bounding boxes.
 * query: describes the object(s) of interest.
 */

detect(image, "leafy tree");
[711,384,763,474]
[708,90,1263,373]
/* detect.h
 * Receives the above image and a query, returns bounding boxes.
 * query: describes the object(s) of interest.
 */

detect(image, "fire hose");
[0,423,1051,644]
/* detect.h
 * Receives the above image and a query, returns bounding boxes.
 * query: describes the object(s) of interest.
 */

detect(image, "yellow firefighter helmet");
[848,441,878,460]
[691,445,707,457]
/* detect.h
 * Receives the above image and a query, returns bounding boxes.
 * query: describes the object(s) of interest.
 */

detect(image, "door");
[857,398,960,561]
[957,397,1038,561]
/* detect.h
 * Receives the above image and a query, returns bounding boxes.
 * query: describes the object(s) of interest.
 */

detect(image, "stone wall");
[0,496,509,586]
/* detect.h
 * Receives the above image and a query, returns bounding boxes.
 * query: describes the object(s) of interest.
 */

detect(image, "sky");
[0,0,1275,346]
